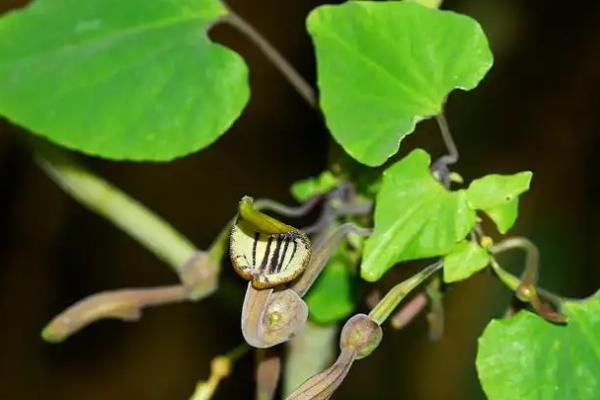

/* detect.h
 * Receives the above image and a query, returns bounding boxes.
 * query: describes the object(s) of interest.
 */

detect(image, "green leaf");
[466,172,532,233]
[443,240,491,283]
[406,0,443,8]
[477,291,600,400]
[305,250,355,324]
[290,171,340,202]
[0,0,249,160]
[307,1,493,166]
[361,149,476,281]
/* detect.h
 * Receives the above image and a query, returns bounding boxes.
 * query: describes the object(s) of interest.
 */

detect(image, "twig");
[283,321,337,397]
[390,292,427,330]
[42,285,188,343]
[291,223,371,297]
[256,349,282,400]
[254,197,321,218]
[36,150,197,272]
[491,237,540,286]
[189,343,250,400]
[369,261,443,325]
[489,258,566,310]
[435,112,459,166]
[286,348,356,400]
[222,6,317,108]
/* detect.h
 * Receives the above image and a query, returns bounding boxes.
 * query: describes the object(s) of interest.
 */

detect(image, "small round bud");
[516,283,536,303]
[480,236,494,250]
[179,252,219,300]
[340,314,382,359]
[211,356,231,379]
[263,289,308,345]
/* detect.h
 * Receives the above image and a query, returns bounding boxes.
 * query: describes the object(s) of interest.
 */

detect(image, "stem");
[291,223,371,297]
[489,258,566,309]
[283,321,337,397]
[36,151,197,271]
[254,197,320,218]
[208,218,235,263]
[425,276,445,340]
[42,285,187,343]
[285,347,357,400]
[491,237,540,286]
[189,343,250,400]
[222,7,317,108]
[369,261,443,325]
[256,349,282,400]
[435,112,459,166]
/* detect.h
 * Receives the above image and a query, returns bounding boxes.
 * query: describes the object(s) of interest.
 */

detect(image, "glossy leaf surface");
[361,149,476,281]
[0,0,249,160]
[477,291,600,400]
[307,1,493,166]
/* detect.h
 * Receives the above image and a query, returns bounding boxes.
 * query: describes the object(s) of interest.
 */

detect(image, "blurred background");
[1,0,599,399]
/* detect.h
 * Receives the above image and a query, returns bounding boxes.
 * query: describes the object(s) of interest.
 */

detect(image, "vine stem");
[369,261,443,325]
[435,112,459,166]
[491,237,540,285]
[222,6,317,108]
[36,150,197,272]
[42,285,188,343]
[283,321,337,397]
[189,343,250,400]
[489,257,567,309]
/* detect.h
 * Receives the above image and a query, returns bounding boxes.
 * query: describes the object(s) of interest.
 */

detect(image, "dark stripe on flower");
[269,235,284,273]
[252,232,259,267]
[260,236,273,272]
[277,236,291,273]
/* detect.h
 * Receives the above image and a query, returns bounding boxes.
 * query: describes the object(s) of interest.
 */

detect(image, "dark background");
[1,0,599,399]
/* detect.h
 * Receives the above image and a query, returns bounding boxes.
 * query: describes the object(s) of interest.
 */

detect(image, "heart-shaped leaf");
[307,1,493,166]
[477,291,600,400]
[361,149,476,281]
[466,172,532,233]
[0,0,249,160]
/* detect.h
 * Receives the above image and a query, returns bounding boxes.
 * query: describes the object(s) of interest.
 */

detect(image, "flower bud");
[340,314,382,359]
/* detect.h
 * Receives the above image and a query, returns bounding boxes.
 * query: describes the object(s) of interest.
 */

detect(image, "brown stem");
[285,347,357,400]
[390,292,428,330]
[291,223,371,297]
[256,349,282,400]
[254,197,321,218]
[42,285,187,343]
[222,6,317,108]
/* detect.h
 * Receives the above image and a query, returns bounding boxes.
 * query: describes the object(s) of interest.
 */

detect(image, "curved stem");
[285,347,357,400]
[222,6,317,108]
[36,150,197,272]
[189,343,250,400]
[291,223,371,297]
[369,261,443,325]
[208,218,235,263]
[42,285,187,343]
[283,321,337,397]
[435,112,459,166]
[489,258,566,309]
[254,197,320,218]
[491,237,540,286]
